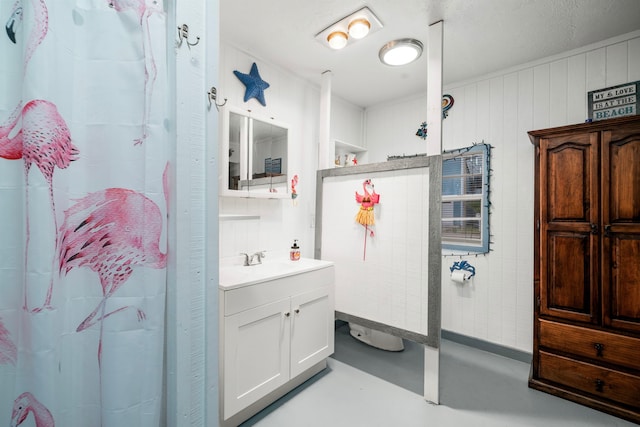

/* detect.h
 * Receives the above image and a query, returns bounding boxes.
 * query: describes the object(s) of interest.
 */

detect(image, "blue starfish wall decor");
[233,62,270,106]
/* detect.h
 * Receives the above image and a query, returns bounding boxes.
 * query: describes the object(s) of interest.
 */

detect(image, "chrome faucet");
[240,253,250,266]
[250,251,266,265]
[241,251,266,266]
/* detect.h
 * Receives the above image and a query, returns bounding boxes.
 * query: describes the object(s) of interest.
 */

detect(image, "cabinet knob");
[595,378,604,392]
[590,223,598,234]
[284,312,290,317]
[294,309,300,314]
[594,342,604,357]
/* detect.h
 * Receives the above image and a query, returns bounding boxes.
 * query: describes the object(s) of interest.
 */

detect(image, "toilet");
[348,323,404,351]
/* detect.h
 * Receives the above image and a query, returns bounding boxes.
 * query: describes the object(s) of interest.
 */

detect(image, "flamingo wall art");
[355,179,380,261]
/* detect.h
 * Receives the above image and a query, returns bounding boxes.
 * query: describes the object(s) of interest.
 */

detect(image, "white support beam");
[424,344,440,404]
[318,70,333,170]
[426,20,443,157]
[423,19,443,404]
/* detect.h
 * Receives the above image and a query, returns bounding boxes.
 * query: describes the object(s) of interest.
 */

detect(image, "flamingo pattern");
[4,1,23,43]
[3,0,81,311]
[0,317,17,365]
[1,2,168,422]
[107,0,163,145]
[0,99,79,311]
[57,164,168,362]
[0,103,22,160]
[10,392,55,427]
[5,0,48,74]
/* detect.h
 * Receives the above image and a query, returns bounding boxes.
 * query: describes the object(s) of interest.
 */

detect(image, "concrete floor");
[241,325,636,426]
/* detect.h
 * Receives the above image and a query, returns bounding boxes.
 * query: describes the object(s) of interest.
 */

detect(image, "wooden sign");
[588,81,639,121]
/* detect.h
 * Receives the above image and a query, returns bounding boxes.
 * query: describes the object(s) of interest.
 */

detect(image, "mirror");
[227,111,246,192]
[222,108,289,197]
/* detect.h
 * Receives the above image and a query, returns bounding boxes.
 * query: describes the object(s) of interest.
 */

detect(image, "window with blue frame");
[442,143,491,253]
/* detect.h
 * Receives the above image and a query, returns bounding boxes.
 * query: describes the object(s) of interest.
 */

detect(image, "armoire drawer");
[539,351,640,409]
[539,319,640,371]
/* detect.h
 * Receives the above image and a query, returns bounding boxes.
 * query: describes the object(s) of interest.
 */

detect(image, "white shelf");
[335,139,366,153]
[334,139,367,167]
[219,214,260,221]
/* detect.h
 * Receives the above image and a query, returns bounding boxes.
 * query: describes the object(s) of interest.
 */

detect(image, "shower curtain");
[0,1,169,425]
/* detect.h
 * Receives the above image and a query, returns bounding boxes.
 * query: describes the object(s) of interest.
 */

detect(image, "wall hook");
[176,24,200,49]
[207,86,227,111]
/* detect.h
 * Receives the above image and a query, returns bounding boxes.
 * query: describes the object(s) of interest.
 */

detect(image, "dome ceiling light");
[379,38,423,66]
[315,6,383,50]
[327,31,348,50]
[348,18,370,39]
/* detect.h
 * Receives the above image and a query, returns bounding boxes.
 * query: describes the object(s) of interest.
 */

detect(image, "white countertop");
[219,257,334,290]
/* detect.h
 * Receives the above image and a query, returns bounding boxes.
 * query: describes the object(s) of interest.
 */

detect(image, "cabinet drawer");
[539,319,640,371]
[223,266,334,316]
[539,351,640,408]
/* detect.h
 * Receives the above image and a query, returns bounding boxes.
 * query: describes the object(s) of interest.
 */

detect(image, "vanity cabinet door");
[223,297,291,419]
[290,286,335,378]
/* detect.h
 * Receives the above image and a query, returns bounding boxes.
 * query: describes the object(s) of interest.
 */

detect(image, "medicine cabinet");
[221,107,289,198]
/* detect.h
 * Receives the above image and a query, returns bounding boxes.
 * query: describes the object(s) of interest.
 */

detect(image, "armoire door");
[602,124,640,333]
[539,131,600,324]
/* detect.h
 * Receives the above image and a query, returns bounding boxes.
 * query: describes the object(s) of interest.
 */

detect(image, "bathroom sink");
[219,258,333,289]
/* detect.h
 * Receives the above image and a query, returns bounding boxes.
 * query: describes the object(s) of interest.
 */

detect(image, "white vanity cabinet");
[219,262,334,426]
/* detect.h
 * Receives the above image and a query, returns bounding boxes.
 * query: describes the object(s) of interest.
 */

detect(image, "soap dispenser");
[290,240,300,261]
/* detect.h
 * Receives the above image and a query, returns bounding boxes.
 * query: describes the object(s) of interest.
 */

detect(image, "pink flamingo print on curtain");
[10,392,55,427]
[3,0,52,161]
[0,104,22,160]
[57,164,168,364]
[0,317,17,365]
[5,0,48,74]
[107,0,163,145]
[3,0,77,312]
[0,100,79,312]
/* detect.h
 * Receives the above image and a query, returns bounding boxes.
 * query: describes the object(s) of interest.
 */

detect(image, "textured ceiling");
[221,0,640,108]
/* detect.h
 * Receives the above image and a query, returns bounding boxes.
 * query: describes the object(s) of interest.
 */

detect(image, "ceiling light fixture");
[315,6,383,50]
[327,31,348,50]
[348,18,370,39]
[379,38,423,66]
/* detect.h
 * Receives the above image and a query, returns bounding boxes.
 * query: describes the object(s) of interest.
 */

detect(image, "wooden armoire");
[529,115,640,424]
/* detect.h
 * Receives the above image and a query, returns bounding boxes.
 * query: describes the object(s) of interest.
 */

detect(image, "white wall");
[331,96,365,148]
[218,43,321,259]
[365,95,428,161]
[321,169,432,336]
[364,30,640,353]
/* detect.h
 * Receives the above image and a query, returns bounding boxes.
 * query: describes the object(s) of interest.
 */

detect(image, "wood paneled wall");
[365,31,640,352]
